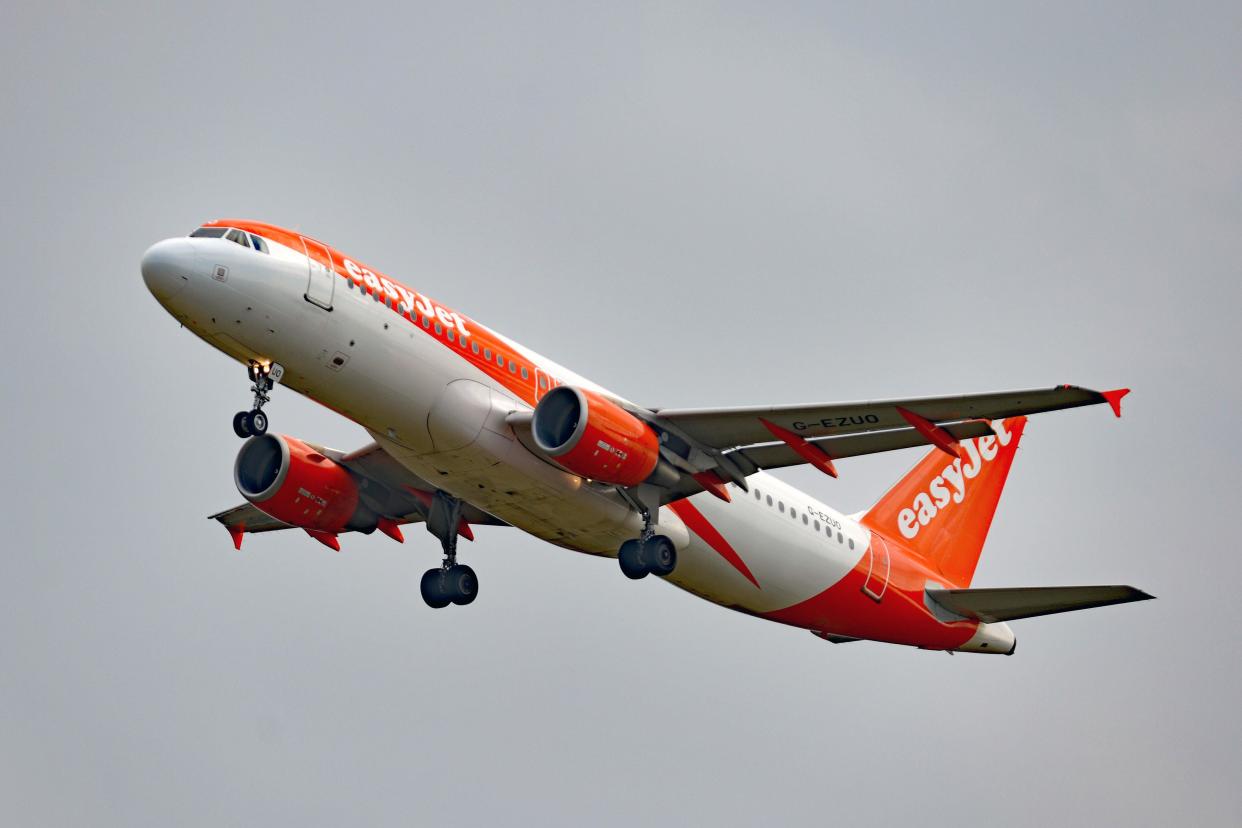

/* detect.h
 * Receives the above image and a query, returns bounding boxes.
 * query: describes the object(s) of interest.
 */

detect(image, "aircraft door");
[301,236,335,310]
[862,535,890,602]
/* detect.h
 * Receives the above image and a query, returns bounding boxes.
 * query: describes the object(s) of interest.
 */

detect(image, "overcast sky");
[2,2,1240,825]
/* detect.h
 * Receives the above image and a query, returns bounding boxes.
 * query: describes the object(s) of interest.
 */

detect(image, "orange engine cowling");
[531,386,661,486]
[234,434,375,533]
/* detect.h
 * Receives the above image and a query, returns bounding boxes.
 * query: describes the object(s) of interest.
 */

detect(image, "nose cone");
[141,238,197,301]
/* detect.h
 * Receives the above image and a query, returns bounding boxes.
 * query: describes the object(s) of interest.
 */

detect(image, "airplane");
[140,219,1152,655]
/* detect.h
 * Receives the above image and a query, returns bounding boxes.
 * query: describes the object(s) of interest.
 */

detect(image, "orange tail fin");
[861,417,1027,587]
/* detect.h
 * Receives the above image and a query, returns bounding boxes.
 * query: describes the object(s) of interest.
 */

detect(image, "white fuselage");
[145,233,871,617]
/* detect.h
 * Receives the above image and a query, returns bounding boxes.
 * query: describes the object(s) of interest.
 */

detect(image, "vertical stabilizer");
[861,417,1027,587]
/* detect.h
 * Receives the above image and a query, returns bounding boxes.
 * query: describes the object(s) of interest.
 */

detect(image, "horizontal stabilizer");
[926,585,1154,623]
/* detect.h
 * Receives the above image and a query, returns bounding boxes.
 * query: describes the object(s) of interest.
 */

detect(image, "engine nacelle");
[531,386,661,486]
[234,434,375,533]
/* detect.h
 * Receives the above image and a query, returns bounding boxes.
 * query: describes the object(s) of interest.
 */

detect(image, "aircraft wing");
[209,440,505,548]
[653,385,1126,451]
[641,384,1127,502]
[208,502,293,534]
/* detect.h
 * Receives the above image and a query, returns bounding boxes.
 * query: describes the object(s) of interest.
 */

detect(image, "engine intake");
[235,434,376,533]
[531,386,661,487]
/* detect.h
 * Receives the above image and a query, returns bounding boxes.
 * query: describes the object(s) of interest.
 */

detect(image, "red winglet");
[227,525,245,551]
[304,529,341,552]
[895,406,961,459]
[1101,388,1130,418]
[692,471,732,502]
[759,418,839,478]
[376,517,405,543]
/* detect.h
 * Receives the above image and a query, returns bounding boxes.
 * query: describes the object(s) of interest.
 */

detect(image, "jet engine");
[531,386,663,487]
[234,434,377,533]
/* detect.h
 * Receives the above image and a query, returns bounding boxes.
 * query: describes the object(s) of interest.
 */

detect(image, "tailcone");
[954,621,1016,655]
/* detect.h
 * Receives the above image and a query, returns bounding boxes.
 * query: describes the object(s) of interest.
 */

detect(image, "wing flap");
[925,585,1154,623]
[734,420,996,472]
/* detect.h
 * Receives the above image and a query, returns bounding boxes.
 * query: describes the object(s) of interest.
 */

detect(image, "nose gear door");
[301,236,335,310]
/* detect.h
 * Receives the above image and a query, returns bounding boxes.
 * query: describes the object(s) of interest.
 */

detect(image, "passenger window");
[397,303,405,314]
[496,354,504,367]
[508,360,516,373]
[814,520,820,531]
[802,514,809,525]
[448,330,456,342]
[472,341,480,354]
[837,531,843,543]
[848,538,854,550]
[484,348,492,360]
[778,502,784,513]
[754,490,761,500]
[435,323,443,335]
[790,508,796,519]
[521,367,529,379]
[539,377,548,389]
[422,316,431,329]
[766,495,773,506]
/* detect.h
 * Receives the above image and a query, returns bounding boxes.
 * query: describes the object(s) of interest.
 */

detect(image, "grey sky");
[2,2,1239,825]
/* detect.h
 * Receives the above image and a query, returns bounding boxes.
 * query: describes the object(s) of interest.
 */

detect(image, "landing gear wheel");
[618,539,649,580]
[246,409,268,436]
[647,535,677,577]
[445,564,478,605]
[234,360,279,439]
[420,568,451,609]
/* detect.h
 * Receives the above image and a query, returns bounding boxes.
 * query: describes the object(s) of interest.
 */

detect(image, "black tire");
[647,535,677,577]
[446,564,478,606]
[247,409,269,436]
[232,411,252,438]
[420,568,451,609]
[618,539,649,580]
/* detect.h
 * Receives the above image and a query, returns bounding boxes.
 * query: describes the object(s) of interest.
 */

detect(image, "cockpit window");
[190,225,268,253]
[223,228,251,248]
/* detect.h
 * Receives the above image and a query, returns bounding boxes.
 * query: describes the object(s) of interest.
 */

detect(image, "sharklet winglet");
[1101,388,1130,418]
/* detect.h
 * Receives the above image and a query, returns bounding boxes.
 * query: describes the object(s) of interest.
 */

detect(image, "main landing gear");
[419,492,479,609]
[232,360,282,438]
[616,496,677,580]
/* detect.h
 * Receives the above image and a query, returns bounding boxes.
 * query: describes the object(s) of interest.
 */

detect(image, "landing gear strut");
[419,491,479,608]
[232,360,282,438]
[616,492,677,580]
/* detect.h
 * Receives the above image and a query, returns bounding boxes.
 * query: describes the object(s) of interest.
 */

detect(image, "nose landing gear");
[232,360,283,438]
[419,492,480,608]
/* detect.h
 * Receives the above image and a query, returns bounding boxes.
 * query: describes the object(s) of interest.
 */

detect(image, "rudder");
[861,417,1027,587]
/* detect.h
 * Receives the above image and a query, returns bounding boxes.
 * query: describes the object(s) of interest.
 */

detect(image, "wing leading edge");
[653,385,1127,449]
